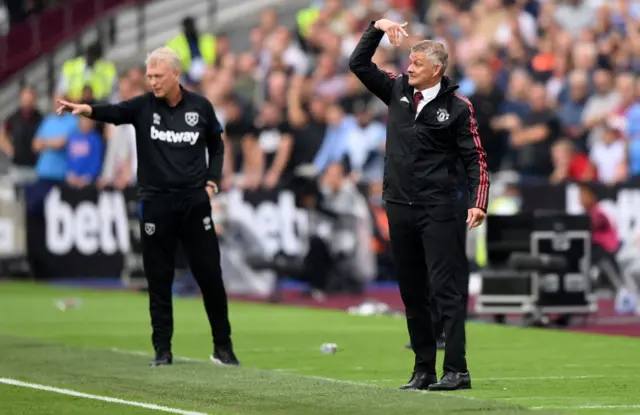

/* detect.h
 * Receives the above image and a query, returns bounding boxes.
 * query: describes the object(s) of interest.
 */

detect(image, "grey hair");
[145,47,182,71]
[411,40,449,74]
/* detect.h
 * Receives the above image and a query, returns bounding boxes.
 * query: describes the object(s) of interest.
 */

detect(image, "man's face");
[593,70,612,94]
[529,86,547,111]
[310,100,327,121]
[473,65,493,90]
[19,88,35,109]
[146,60,179,98]
[407,51,438,88]
[569,78,587,101]
[326,105,343,126]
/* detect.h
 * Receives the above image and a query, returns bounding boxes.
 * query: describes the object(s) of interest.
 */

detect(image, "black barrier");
[26,181,138,279]
[519,178,640,243]
[25,179,640,280]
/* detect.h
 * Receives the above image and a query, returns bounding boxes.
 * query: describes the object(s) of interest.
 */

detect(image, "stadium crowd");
[1,0,640,296]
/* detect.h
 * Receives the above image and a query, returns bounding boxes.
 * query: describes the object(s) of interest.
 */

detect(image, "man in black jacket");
[56,47,240,368]
[349,19,489,391]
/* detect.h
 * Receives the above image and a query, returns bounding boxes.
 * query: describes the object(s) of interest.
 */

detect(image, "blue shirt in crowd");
[34,113,78,180]
[66,129,104,180]
[313,115,359,173]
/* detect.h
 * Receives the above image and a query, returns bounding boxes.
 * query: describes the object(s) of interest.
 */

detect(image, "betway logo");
[150,126,199,145]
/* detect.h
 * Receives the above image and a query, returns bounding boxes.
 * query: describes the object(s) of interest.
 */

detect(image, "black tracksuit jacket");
[349,22,489,211]
[90,86,224,201]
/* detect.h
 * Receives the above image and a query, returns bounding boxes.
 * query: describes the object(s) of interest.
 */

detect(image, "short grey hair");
[145,47,182,71]
[411,40,449,74]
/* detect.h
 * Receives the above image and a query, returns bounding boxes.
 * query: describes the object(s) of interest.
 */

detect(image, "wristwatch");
[205,181,218,195]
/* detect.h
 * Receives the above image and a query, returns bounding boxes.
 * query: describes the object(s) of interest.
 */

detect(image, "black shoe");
[150,350,172,367]
[210,345,240,366]
[399,372,438,390]
[428,372,471,391]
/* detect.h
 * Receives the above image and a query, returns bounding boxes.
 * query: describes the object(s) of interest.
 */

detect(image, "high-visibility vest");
[166,33,216,72]
[62,57,116,101]
[296,7,320,39]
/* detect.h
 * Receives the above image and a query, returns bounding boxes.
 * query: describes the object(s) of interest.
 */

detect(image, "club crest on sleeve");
[144,223,155,235]
[436,108,449,122]
[185,112,199,127]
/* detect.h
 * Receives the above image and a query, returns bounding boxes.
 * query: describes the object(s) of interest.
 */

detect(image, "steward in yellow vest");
[61,43,116,102]
[166,17,215,82]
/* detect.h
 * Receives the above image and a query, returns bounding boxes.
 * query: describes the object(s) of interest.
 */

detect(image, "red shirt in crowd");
[589,205,620,254]
[568,153,597,182]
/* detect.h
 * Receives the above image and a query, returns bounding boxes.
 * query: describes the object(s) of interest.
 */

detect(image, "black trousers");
[140,194,232,352]
[386,201,467,374]
[432,189,470,338]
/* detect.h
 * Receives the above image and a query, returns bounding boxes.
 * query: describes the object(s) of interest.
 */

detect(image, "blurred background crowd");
[1,0,640,301]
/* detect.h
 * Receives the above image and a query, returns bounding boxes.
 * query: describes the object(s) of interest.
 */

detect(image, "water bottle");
[320,343,338,354]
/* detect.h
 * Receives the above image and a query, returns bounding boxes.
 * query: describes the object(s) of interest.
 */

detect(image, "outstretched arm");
[56,96,146,126]
[348,20,408,105]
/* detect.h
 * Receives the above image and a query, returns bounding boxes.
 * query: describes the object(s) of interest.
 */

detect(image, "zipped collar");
[155,84,187,108]
[402,75,459,102]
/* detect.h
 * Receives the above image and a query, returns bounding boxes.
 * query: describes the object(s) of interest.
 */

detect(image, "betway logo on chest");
[150,126,199,145]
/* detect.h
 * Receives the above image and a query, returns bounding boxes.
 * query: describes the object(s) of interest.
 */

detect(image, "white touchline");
[0,378,210,415]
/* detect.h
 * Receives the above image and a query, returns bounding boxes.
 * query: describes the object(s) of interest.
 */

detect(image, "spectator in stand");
[223,94,263,190]
[0,86,42,174]
[510,84,560,180]
[167,17,216,87]
[313,104,356,174]
[554,0,597,37]
[32,95,77,181]
[608,73,637,134]
[582,69,621,147]
[495,0,538,49]
[56,42,117,103]
[65,116,104,189]
[468,61,505,172]
[589,123,626,185]
[454,10,490,67]
[250,101,293,189]
[491,69,531,164]
[346,100,386,184]
[286,75,329,175]
[550,139,597,184]
[558,69,590,150]
[98,77,140,189]
[125,65,149,93]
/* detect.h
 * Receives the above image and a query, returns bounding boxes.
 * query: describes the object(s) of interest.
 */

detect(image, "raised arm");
[348,20,407,105]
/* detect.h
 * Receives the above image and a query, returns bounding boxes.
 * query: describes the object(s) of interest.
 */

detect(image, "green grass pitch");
[1,281,639,414]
